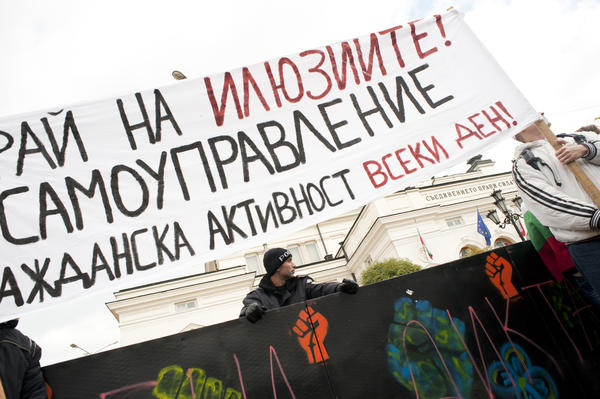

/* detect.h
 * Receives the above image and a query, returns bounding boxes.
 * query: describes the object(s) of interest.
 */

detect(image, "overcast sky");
[2,0,599,366]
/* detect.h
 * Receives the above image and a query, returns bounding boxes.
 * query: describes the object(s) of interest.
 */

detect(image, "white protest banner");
[0,9,538,319]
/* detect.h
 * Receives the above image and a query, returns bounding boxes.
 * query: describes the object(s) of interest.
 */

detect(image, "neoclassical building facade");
[107,157,524,345]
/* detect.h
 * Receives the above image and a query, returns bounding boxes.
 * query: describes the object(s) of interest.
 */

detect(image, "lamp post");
[70,341,117,356]
[486,190,526,242]
[69,343,91,355]
[172,70,187,80]
[512,196,523,211]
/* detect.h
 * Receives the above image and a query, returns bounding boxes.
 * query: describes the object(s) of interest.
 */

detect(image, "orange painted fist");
[292,306,329,364]
[485,252,518,299]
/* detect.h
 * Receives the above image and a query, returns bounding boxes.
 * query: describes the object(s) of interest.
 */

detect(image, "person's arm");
[581,134,600,165]
[240,290,261,316]
[21,339,47,399]
[240,291,267,323]
[555,140,589,164]
[336,278,359,294]
[555,132,600,165]
[304,277,339,299]
[305,277,358,299]
[513,159,600,231]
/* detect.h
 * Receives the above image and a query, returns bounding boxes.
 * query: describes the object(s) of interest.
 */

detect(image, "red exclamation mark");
[434,14,452,46]
[496,101,518,126]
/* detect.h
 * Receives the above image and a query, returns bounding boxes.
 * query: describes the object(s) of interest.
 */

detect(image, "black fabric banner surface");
[43,242,600,398]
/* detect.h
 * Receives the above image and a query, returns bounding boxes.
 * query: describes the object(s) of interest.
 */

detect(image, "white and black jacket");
[512,131,600,244]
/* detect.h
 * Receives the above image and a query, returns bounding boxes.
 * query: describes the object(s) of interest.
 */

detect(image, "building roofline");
[339,172,515,263]
[111,255,347,297]
[106,267,253,306]
[113,265,247,295]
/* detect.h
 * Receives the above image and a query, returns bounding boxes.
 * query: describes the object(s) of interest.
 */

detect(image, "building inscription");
[425,179,514,202]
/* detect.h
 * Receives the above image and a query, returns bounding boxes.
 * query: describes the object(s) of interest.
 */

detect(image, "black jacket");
[0,320,47,399]
[240,275,339,316]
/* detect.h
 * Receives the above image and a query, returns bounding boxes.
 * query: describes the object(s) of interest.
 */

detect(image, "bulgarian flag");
[523,210,573,282]
[417,228,433,260]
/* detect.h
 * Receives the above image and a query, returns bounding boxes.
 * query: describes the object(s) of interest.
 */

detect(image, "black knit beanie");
[263,248,292,276]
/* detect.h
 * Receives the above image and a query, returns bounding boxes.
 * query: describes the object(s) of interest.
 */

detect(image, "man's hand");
[244,303,266,323]
[336,278,359,294]
[555,139,588,164]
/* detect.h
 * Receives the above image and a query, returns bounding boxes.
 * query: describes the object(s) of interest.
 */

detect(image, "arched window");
[459,245,484,258]
[494,238,512,248]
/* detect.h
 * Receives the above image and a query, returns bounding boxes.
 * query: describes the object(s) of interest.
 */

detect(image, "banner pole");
[534,120,600,208]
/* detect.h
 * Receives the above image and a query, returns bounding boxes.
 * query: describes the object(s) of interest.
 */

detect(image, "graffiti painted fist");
[151,365,241,399]
[485,252,519,299]
[292,306,329,364]
[387,297,473,399]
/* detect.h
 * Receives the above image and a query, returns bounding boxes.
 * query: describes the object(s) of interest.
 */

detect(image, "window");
[175,299,198,312]
[304,242,321,263]
[288,246,304,265]
[284,242,322,266]
[244,254,260,273]
[494,238,512,248]
[446,217,464,227]
[459,246,483,258]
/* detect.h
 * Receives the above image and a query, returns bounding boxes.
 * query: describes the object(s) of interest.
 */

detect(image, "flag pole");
[534,120,600,208]
[414,220,433,261]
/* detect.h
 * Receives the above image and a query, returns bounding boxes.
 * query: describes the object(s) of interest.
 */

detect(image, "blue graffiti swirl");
[488,342,558,399]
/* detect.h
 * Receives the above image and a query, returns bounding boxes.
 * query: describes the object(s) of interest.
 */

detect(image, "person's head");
[263,247,295,282]
[514,124,544,143]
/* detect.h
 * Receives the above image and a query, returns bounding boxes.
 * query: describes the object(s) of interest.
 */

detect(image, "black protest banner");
[43,243,600,398]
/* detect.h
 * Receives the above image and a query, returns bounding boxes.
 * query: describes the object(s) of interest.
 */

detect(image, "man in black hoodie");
[0,319,47,399]
[240,247,359,323]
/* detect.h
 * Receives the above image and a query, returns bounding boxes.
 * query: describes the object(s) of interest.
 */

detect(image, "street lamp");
[70,341,117,356]
[69,343,91,355]
[487,189,526,241]
[512,196,523,211]
[486,209,501,225]
[172,70,187,80]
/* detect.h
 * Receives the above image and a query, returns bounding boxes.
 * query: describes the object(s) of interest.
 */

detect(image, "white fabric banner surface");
[0,9,538,319]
